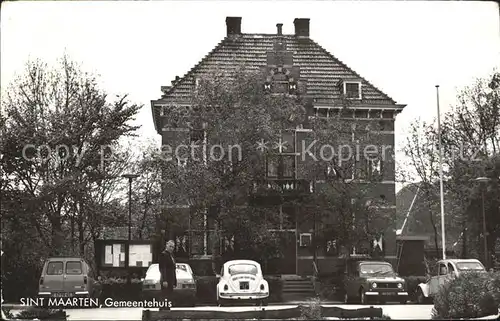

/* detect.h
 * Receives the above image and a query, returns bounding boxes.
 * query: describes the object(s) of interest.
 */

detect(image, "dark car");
[343,260,408,304]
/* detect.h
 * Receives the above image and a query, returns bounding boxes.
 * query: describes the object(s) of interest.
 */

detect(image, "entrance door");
[279,230,297,274]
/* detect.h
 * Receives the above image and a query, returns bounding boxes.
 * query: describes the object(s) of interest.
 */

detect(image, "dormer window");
[343,81,362,100]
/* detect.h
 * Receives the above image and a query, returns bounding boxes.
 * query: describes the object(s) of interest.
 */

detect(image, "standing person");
[158,240,176,310]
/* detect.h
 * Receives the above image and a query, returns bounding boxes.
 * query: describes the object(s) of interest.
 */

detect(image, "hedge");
[8,308,66,320]
[403,276,427,301]
[97,277,142,301]
[432,271,500,319]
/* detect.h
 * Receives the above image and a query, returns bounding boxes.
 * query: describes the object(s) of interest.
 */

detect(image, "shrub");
[431,271,500,319]
[14,308,66,320]
[403,276,427,301]
[196,276,218,304]
[317,274,343,301]
[265,276,283,303]
[299,297,323,320]
[97,276,142,301]
[2,307,14,319]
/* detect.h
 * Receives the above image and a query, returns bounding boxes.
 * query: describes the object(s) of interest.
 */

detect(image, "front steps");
[281,276,317,302]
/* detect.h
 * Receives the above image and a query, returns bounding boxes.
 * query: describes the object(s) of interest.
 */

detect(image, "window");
[343,82,362,99]
[266,155,295,179]
[299,233,312,247]
[356,156,383,180]
[176,264,188,272]
[267,157,279,177]
[189,129,204,144]
[326,164,339,180]
[265,207,280,230]
[190,208,218,256]
[456,262,485,271]
[66,261,82,275]
[439,263,448,275]
[368,158,383,180]
[46,262,63,275]
[229,264,258,276]
[281,132,295,153]
[447,263,455,274]
[282,206,296,229]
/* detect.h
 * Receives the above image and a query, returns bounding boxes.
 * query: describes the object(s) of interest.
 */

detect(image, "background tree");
[1,55,141,300]
[398,70,500,266]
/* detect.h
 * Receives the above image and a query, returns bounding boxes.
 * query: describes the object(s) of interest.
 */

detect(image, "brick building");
[150,17,406,276]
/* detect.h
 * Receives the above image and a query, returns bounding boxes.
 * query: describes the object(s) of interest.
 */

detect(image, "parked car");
[38,257,99,299]
[216,259,269,306]
[343,260,408,304]
[416,258,486,304]
[141,263,197,306]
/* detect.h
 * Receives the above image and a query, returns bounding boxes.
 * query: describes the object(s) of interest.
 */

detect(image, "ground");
[5,303,435,320]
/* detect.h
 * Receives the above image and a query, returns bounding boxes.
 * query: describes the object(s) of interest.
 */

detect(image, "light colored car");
[343,260,408,304]
[216,259,269,306]
[38,257,99,299]
[141,263,197,306]
[416,259,486,304]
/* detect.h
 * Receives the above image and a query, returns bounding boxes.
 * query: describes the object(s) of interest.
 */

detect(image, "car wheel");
[217,295,224,307]
[416,288,426,304]
[360,289,367,305]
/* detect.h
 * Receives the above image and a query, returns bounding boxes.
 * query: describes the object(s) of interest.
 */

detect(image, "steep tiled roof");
[152,31,405,133]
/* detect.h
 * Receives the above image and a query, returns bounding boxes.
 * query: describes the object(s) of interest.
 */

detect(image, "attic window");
[343,81,362,100]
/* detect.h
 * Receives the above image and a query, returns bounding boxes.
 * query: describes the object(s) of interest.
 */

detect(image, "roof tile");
[152,32,403,132]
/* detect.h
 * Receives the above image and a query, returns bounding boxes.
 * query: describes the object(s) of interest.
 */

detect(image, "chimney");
[294,18,310,38]
[276,23,283,36]
[226,17,242,36]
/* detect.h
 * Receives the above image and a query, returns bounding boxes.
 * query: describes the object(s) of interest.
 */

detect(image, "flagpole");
[436,85,446,260]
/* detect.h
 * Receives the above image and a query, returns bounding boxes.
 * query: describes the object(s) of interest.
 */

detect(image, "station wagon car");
[38,257,99,300]
[141,263,197,306]
[343,260,408,304]
[216,259,269,306]
[416,259,486,304]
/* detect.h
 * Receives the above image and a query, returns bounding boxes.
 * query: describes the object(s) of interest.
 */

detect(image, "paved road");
[7,303,435,320]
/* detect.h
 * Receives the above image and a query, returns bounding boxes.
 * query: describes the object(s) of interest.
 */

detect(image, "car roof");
[45,257,85,261]
[358,261,390,265]
[147,263,190,268]
[438,259,482,264]
[224,260,260,266]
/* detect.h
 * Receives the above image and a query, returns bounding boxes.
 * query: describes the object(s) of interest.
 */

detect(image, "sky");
[2,0,500,191]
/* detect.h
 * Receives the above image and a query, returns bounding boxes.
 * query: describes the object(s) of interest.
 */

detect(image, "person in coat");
[158,240,176,310]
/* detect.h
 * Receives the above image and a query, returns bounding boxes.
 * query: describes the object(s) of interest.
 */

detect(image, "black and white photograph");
[1,0,499,320]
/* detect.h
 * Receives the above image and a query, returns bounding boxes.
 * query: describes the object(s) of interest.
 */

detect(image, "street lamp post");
[122,173,139,284]
[475,176,491,269]
[436,85,446,260]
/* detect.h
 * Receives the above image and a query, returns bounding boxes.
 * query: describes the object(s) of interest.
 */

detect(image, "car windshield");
[228,264,258,276]
[456,262,485,271]
[360,263,395,276]
[145,264,160,280]
[176,264,187,272]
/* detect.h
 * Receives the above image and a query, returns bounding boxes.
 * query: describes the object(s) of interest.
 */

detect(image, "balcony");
[251,179,313,197]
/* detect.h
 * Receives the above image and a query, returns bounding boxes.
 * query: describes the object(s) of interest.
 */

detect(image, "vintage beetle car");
[416,259,486,304]
[343,260,408,304]
[141,263,197,306]
[216,259,269,306]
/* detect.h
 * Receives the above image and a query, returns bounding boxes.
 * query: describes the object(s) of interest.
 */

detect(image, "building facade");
[151,17,406,276]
